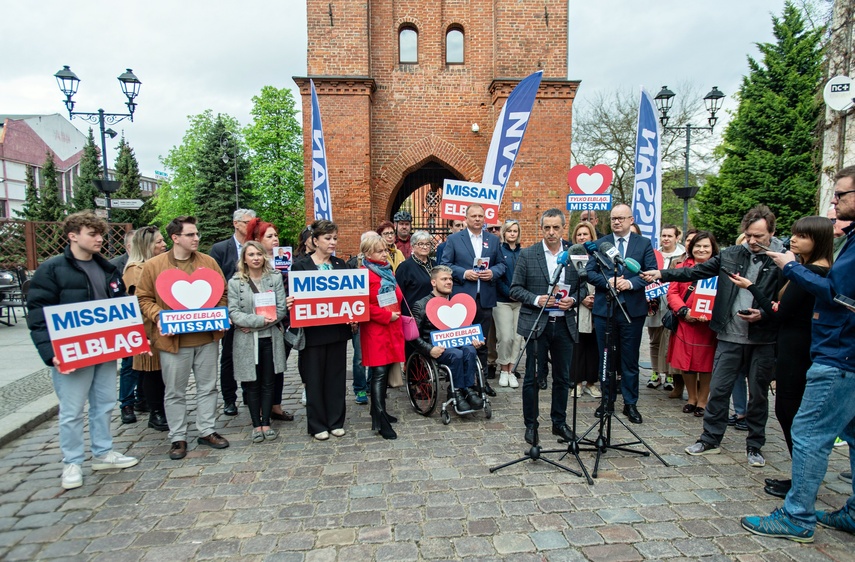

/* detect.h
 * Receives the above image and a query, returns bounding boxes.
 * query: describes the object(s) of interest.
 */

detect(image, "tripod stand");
[489,252,586,479]
[576,251,668,478]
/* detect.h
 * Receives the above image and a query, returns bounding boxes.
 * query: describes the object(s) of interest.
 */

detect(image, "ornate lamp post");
[54,65,142,221]
[219,132,240,210]
[654,86,725,243]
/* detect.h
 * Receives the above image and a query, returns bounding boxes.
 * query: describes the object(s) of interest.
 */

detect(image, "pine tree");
[110,137,154,226]
[15,165,39,220]
[70,128,103,213]
[36,152,66,222]
[694,2,825,244]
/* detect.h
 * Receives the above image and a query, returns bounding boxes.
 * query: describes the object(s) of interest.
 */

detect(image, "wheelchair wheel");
[405,353,438,416]
[441,409,451,425]
[484,402,492,419]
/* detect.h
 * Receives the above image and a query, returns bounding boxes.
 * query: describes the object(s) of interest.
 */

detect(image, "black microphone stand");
[490,256,584,478]
[576,254,668,477]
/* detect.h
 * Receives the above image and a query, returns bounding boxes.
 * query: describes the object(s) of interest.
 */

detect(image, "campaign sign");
[160,308,230,334]
[288,269,369,328]
[567,194,611,211]
[45,296,150,371]
[645,282,670,301]
[425,294,477,331]
[430,325,484,349]
[692,276,718,320]
[441,179,501,222]
[273,246,293,271]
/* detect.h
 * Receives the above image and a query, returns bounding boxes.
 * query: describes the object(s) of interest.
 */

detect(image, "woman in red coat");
[359,233,405,439]
[666,231,719,417]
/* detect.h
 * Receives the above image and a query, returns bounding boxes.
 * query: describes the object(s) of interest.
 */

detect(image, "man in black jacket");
[28,211,139,490]
[208,208,256,415]
[643,205,784,467]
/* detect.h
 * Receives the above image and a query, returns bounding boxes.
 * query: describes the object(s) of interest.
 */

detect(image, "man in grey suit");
[510,208,583,447]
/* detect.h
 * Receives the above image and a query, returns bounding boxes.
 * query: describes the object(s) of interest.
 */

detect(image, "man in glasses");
[586,204,657,424]
[137,216,231,460]
[828,206,852,261]
[435,219,465,263]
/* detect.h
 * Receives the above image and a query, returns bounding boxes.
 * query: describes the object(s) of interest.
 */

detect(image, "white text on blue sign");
[160,307,230,334]
[430,325,484,348]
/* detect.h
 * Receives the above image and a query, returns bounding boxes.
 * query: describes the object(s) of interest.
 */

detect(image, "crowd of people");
[25,165,855,546]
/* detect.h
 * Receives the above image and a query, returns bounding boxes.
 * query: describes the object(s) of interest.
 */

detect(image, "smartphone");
[720,266,738,278]
[737,309,752,315]
[754,242,771,252]
[834,294,855,313]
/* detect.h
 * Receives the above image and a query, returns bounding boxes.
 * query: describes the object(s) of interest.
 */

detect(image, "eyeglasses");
[414,242,432,248]
[381,231,395,237]
[611,216,632,223]
[833,189,855,200]
[487,227,501,232]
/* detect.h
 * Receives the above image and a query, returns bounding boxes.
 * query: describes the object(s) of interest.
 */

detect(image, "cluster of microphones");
[550,242,641,278]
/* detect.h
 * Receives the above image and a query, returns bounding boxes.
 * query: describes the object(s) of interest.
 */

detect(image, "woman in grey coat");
[228,241,288,443]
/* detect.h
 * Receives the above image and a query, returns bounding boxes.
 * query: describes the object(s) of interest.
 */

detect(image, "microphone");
[550,250,569,287]
[599,242,641,274]
[568,244,587,256]
[583,240,615,270]
[556,250,569,265]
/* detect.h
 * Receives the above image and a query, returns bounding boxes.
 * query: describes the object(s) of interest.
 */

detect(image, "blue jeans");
[51,361,117,465]
[784,362,855,529]
[118,356,137,408]
[351,331,367,394]
[731,369,747,417]
[436,345,477,390]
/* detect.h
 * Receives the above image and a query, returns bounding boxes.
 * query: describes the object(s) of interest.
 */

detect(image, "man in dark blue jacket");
[742,166,855,543]
[28,211,139,490]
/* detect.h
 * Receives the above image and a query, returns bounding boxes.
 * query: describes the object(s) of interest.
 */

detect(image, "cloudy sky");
[1,0,787,176]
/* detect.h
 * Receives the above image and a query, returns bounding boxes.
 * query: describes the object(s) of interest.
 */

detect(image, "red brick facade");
[296,0,578,255]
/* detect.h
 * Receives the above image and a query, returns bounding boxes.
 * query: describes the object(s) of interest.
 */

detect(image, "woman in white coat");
[228,241,288,443]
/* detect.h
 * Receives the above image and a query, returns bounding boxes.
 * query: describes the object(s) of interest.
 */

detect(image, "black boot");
[148,410,169,431]
[370,366,397,440]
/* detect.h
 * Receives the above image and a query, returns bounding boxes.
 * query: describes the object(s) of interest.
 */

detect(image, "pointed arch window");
[399,26,418,64]
[446,27,464,64]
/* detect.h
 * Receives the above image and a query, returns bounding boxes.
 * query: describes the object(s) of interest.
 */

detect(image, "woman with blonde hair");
[571,221,601,397]
[495,219,523,388]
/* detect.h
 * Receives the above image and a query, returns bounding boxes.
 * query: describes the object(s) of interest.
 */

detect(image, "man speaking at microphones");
[585,204,657,423]
[510,209,584,446]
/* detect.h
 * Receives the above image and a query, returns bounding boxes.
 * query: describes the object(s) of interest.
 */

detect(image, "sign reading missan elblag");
[45,296,151,371]
[288,269,370,328]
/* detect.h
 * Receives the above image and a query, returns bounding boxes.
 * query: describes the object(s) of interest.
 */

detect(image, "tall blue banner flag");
[310,80,332,221]
[632,88,662,249]
[481,70,543,200]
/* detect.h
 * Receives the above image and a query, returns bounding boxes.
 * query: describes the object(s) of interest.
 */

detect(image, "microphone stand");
[576,255,668,477]
[490,255,584,478]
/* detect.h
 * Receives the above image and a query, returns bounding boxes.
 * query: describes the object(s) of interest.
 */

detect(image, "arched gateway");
[295,0,579,257]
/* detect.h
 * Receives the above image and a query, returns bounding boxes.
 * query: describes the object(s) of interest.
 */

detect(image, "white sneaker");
[498,371,510,387]
[508,373,519,388]
[575,383,584,396]
[585,384,602,398]
[91,451,139,471]
[301,389,307,406]
[61,463,83,489]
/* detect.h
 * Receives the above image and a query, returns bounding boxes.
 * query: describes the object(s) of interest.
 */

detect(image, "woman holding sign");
[288,220,352,441]
[228,241,288,443]
[359,233,405,440]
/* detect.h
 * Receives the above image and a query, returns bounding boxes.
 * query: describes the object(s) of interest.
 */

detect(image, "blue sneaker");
[741,508,814,543]
[817,506,855,534]
[355,391,368,405]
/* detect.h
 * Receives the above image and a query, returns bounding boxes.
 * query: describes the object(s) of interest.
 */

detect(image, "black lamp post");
[654,85,725,243]
[54,65,142,222]
[220,132,239,210]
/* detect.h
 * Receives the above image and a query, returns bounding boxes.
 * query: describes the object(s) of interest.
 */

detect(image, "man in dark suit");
[439,203,506,395]
[586,204,657,424]
[208,208,256,416]
[510,208,584,446]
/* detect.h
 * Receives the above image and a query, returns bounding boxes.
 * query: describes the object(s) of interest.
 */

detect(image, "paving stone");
[417,538,456,560]
[453,536,495,557]
[375,541,419,561]
[634,540,682,559]
[582,543,644,562]
[598,524,643,544]
[596,507,644,524]
[12,512,64,529]
[315,528,356,547]
[530,530,569,550]
[196,538,241,559]
[493,533,535,554]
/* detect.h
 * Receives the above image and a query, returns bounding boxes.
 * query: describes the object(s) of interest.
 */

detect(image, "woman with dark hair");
[295,226,315,259]
[729,216,833,498]
[287,220,353,440]
[359,233,405,439]
[376,221,406,272]
[571,221,601,397]
[666,231,719,418]
[123,226,169,431]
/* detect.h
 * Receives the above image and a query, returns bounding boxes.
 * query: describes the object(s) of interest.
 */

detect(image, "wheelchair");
[404,351,492,425]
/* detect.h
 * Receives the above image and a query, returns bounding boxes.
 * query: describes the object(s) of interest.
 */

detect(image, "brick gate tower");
[295,0,579,255]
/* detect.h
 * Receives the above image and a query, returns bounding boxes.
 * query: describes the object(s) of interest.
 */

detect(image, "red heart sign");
[425,294,477,330]
[155,268,225,310]
[567,164,614,195]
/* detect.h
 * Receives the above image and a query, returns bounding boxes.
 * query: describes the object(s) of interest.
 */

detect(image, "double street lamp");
[654,85,725,243]
[54,65,142,221]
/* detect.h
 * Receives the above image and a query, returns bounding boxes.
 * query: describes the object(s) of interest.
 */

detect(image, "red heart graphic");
[425,293,477,330]
[155,268,225,310]
[567,164,613,195]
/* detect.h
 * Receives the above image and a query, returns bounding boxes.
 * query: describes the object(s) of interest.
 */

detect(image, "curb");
[0,394,59,448]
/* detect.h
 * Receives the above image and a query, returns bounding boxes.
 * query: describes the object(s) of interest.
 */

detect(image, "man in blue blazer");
[585,204,657,423]
[440,204,506,394]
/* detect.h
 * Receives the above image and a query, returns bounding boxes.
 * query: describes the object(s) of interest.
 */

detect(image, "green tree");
[193,117,251,251]
[244,85,304,244]
[36,152,66,222]
[110,137,155,226]
[70,128,102,213]
[694,2,824,244]
[155,110,243,227]
[15,165,39,220]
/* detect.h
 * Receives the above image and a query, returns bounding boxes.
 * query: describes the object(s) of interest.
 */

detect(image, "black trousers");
[299,340,347,435]
[522,319,574,429]
[220,327,238,404]
[136,369,164,413]
[241,337,276,427]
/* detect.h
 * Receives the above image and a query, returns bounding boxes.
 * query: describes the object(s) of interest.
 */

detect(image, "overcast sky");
[1,0,787,176]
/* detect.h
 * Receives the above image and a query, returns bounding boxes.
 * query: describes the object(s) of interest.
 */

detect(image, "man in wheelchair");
[411,265,484,412]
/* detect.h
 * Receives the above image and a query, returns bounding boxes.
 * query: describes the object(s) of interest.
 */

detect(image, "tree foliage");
[20,152,67,222]
[110,137,155,227]
[70,128,102,213]
[244,85,305,245]
[16,165,39,220]
[694,2,824,244]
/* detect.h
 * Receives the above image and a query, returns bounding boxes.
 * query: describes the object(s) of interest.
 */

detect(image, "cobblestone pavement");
[0,356,853,561]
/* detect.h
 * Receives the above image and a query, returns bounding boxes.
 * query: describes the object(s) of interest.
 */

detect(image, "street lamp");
[54,65,142,221]
[654,85,725,243]
[220,132,239,210]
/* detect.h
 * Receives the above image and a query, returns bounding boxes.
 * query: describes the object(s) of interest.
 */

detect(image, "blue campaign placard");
[430,324,484,348]
[645,282,670,301]
[566,194,612,211]
[159,307,230,335]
